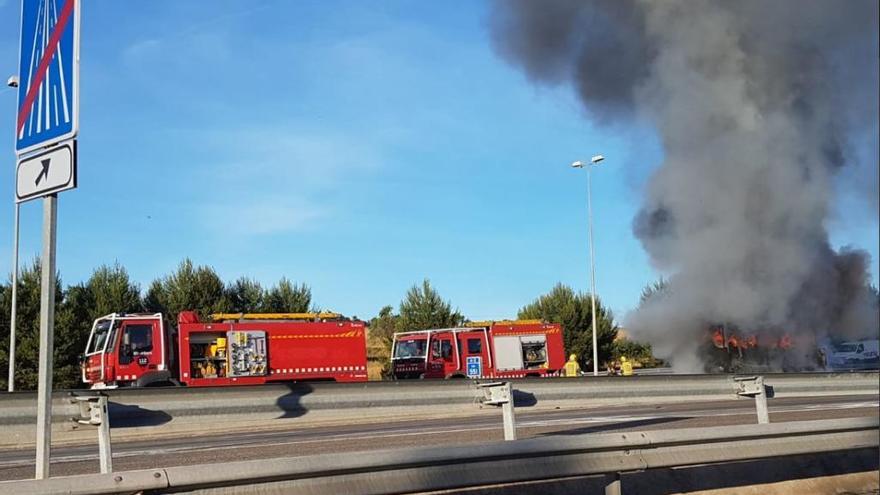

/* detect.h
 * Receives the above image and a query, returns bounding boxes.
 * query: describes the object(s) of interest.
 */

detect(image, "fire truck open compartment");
[493,334,548,371]
[520,335,548,368]
[187,332,228,379]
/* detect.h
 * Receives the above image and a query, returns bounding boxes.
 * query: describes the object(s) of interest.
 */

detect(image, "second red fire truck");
[82,311,368,388]
[391,320,566,379]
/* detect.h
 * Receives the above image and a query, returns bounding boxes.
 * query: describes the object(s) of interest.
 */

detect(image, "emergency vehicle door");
[442,338,458,375]
[428,337,456,377]
[463,334,489,378]
[116,321,157,380]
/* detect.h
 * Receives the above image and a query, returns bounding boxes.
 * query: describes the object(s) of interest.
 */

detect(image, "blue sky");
[0,1,877,322]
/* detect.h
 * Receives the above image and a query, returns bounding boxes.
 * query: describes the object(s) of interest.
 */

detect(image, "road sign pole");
[7,202,20,392]
[35,193,58,480]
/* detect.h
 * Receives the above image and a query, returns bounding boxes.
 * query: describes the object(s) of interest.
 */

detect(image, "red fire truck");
[82,311,368,388]
[391,320,565,379]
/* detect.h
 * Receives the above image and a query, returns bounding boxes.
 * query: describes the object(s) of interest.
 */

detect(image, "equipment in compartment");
[228,330,268,377]
[188,332,229,379]
[521,335,548,369]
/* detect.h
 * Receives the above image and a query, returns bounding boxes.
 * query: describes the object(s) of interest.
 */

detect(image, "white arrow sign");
[16,140,77,203]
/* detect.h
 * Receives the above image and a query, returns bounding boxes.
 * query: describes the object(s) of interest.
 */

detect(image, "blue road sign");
[466,356,482,378]
[15,0,79,155]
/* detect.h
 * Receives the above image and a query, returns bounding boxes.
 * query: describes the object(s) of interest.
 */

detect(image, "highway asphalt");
[0,394,876,481]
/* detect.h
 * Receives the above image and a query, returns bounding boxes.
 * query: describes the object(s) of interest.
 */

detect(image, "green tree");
[0,259,64,390]
[518,283,617,368]
[87,262,143,316]
[54,283,93,390]
[370,305,398,346]
[226,277,265,313]
[367,305,398,379]
[144,259,228,321]
[397,279,463,332]
[52,263,144,389]
[611,338,655,365]
[263,277,312,313]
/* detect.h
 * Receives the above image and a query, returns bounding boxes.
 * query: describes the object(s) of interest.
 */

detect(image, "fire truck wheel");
[135,370,173,388]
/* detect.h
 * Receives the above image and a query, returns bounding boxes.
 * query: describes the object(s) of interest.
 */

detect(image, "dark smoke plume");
[491,0,879,370]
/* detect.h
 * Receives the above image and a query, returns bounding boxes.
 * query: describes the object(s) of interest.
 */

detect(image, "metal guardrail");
[2,417,876,495]
[0,372,876,427]
[0,372,876,450]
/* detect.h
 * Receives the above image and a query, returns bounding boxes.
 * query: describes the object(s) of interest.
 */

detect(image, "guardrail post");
[96,396,112,473]
[734,375,771,424]
[477,381,517,441]
[70,393,113,473]
[605,472,622,495]
[501,393,516,441]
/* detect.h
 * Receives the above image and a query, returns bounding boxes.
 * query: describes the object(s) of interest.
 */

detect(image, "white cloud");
[199,127,385,188]
[200,194,326,235]
[175,125,389,236]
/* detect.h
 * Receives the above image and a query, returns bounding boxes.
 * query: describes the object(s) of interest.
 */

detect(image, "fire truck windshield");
[86,320,114,354]
[393,339,427,359]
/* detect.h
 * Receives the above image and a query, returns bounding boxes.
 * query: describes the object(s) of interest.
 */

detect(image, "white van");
[830,340,880,370]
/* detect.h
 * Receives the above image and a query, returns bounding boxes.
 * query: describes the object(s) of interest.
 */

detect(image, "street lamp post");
[6,74,19,392]
[571,155,604,376]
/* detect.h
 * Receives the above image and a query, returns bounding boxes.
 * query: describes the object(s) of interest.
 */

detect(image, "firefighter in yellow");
[620,356,634,376]
[564,354,581,377]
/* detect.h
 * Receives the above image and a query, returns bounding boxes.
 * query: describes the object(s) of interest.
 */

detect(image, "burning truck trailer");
[703,325,826,373]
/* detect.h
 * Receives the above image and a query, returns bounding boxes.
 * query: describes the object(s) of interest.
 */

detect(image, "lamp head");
[571,160,585,168]
[590,155,604,164]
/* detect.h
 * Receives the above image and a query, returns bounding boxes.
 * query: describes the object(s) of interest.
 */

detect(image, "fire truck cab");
[82,313,175,388]
[391,320,564,379]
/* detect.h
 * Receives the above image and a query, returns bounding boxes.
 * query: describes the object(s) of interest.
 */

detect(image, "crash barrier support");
[1,417,876,495]
[477,381,516,440]
[734,375,772,424]
[69,393,112,473]
[605,472,622,495]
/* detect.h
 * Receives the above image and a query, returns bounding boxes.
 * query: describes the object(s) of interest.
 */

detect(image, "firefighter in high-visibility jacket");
[620,356,634,376]
[564,354,581,377]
